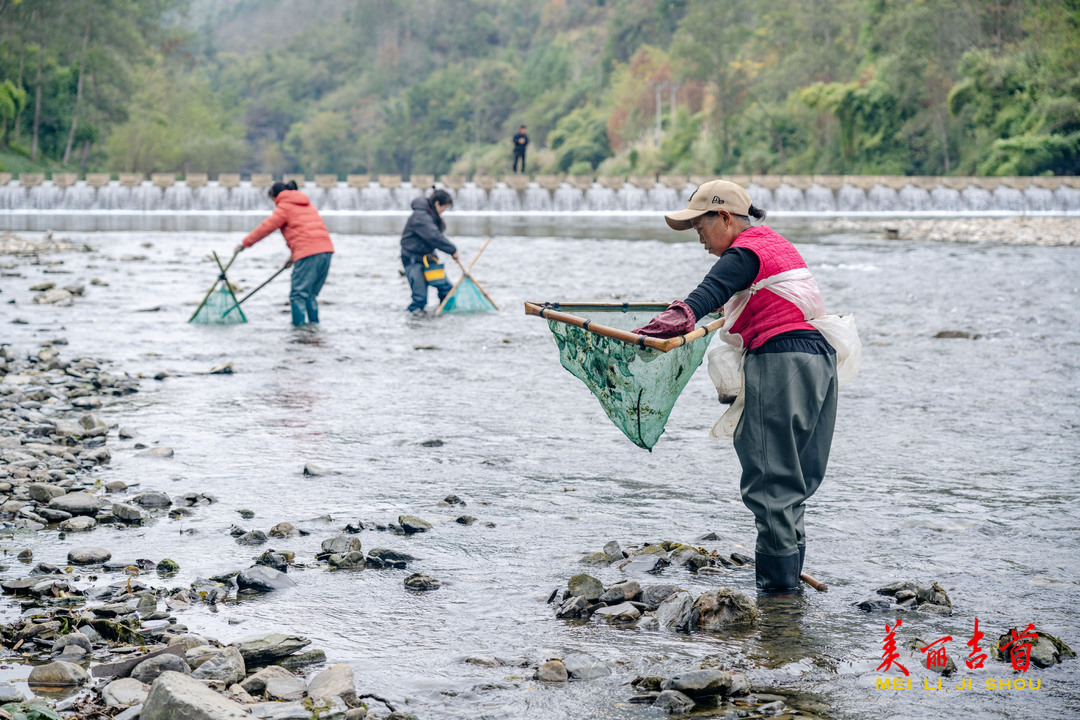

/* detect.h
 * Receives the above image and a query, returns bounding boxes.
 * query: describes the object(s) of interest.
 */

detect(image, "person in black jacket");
[512,125,529,173]
[400,189,459,314]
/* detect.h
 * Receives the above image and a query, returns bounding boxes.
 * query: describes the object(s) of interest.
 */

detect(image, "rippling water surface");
[2,216,1078,718]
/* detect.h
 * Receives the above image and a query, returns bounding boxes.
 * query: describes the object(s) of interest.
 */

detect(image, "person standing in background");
[512,125,529,173]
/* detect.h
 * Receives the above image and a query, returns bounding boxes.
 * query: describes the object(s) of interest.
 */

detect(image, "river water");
[1,215,1078,719]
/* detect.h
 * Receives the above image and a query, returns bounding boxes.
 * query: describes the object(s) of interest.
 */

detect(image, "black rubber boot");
[755,552,801,596]
[798,545,806,576]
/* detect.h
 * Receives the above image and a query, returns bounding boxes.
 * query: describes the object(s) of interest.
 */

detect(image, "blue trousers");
[290,252,332,326]
[403,255,452,312]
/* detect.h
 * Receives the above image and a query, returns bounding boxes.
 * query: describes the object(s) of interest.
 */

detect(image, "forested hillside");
[1,0,1077,177]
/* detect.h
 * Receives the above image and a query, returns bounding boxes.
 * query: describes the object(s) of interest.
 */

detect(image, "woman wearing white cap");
[634,179,839,596]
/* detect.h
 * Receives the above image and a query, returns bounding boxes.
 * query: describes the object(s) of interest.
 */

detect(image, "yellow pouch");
[422,254,445,281]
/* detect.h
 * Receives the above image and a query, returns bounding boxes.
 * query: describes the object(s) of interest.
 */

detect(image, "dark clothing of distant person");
[400,196,457,312]
[512,129,529,172]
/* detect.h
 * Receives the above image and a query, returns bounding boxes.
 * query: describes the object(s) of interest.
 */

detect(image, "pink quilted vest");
[728,226,816,350]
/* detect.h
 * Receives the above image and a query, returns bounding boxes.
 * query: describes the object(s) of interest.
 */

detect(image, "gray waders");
[734,349,837,594]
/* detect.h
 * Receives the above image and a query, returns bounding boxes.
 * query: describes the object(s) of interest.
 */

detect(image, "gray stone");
[269,521,299,538]
[603,540,622,557]
[593,601,641,623]
[37,507,73,523]
[265,675,307,701]
[141,671,250,720]
[68,546,111,564]
[131,652,191,684]
[307,663,357,706]
[114,706,143,720]
[561,652,611,680]
[855,597,893,612]
[248,697,348,719]
[132,491,171,507]
[49,491,103,515]
[106,481,129,493]
[29,482,66,502]
[653,689,696,714]
[53,631,92,655]
[231,632,311,666]
[535,659,568,682]
[567,573,603,601]
[112,502,147,522]
[599,580,640,604]
[664,669,735,698]
[692,588,758,629]
[137,447,175,458]
[240,665,295,694]
[555,595,587,619]
[657,591,695,631]
[168,634,209,653]
[236,530,268,545]
[190,646,246,685]
[365,548,414,568]
[60,515,97,532]
[303,463,330,476]
[321,535,361,555]
[0,681,26,703]
[622,554,670,575]
[398,515,432,534]
[328,551,366,568]
[237,566,296,593]
[404,572,441,591]
[27,660,90,686]
[103,677,150,707]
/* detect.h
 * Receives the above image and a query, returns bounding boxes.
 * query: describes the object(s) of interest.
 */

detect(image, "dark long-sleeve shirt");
[512,131,529,153]
[400,197,457,259]
[683,246,832,356]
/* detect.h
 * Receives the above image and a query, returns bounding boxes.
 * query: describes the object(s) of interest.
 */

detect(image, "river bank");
[810,216,1080,246]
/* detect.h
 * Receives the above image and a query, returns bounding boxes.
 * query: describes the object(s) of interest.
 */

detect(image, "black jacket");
[512,131,529,153]
[400,197,457,259]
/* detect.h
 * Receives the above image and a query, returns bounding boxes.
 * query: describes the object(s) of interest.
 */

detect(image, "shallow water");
[1,217,1079,718]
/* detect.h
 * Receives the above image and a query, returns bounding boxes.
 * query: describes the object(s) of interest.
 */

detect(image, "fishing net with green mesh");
[439,275,498,314]
[529,302,721,450]
[190,284,247,324]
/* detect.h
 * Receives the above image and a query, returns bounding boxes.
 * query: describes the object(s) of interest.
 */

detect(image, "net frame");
[436,238,499,315]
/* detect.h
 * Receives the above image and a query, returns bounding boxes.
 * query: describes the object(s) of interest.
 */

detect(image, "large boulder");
[48,491,103,515]
[27,660,90,686]
[240,665,295,695]
[657,591,695,631]
[567,573,603,601]
[68,546,112,565]
[103,677,150,707]
[131,653,191,684]
[692,588,758,629]
[320,535,361,556]
[561,652,610,680]
[237,566,296,593]
[398,515,432,534]
[190,646,246,685]
[306,664,357,706]
[230,633,310,666]
[141,671,250,720]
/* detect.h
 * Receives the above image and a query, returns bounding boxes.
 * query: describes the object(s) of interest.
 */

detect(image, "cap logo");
[712,196,724,204]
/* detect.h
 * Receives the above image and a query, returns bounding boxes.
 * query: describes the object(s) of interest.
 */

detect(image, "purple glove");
[632,300,697,338]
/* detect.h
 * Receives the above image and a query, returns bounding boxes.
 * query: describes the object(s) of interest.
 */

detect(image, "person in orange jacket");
[233,180,335,327]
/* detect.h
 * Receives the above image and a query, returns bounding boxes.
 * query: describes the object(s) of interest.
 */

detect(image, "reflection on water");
[0,220,1077,719]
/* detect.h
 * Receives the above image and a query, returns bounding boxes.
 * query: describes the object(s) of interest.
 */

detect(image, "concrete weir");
[0,173,1077,232]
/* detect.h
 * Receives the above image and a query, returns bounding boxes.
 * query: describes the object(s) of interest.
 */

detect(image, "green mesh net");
[191,284,247,324]
[546,305,717,450]
[440,276,497,314]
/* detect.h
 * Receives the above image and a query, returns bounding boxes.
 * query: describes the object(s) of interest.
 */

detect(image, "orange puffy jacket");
[242,190,334,262]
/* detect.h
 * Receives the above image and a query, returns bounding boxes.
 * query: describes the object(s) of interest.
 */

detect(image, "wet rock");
[60,515,97,532]
[269,521,299,538]
[303,463,331,476]
[653,689,695,714]
[567,573,603,601]
[562,652,611,680]
[328,552,366,568]
[49,491,104,515]
[365,548,415,569]
[256,550,289,572]
[641,584,681,610]
[854,597,893,612]
[594,602,641,624]
[237,530,268,546]
[118,428,135,439]
[621,554,670,575]
[599,580,641,604]
[657,591,695,631]
[53,631,92,655]
[210,362,234,374]
[320,535,362,557]
[38,507,74,523]
[438,494,466,507]
[132,653,192,684]
[0,682,26,703]
[307,663,357,706]
[237,566,296,593]
[535,659,568,682]
[671,546,711,571]
[555,596,587,619]
[729,552,754,566]
[404,572,441,591]
[664,669,748,698]
[104,677,150,707]
[455,514,477,525]
[991,627,1075,668]
[241,665,296,695]
[265,675,307,701]
[111,502,146,523]
[34,288,75,305]
[693,588,758,629]
[580,551,616,565]
[141,670,250,720]
[68,546,111,564]
[231,632,311,666]
[29,482,67,502]
[137,447,175,458]
[157,558,180,575]
[191,646,246,685]
[934,330,975,339]
[132,490,172,507]
[28,660,90,686]
[238,509,256,519]
[603,540,623,557]
[399,515,432,534]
